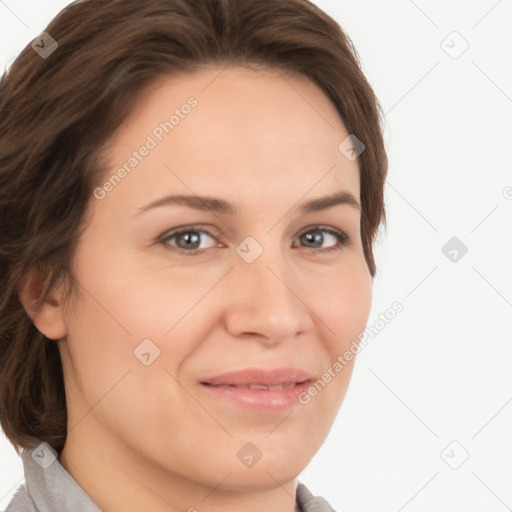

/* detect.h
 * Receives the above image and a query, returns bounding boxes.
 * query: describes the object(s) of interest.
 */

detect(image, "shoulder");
[3,483,36,512]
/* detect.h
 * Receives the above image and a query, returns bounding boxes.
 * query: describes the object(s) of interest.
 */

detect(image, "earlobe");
[16,264,67,340]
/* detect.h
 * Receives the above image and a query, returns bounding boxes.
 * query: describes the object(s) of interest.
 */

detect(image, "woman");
[0,0,388,510]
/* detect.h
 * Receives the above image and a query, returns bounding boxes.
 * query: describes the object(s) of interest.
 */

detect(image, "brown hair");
[0,0,388,453]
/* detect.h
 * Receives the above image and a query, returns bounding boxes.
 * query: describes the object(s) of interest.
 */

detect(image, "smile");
[199,367,314,412]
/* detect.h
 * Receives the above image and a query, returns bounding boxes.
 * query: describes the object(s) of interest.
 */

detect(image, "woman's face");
[57,65,372,490]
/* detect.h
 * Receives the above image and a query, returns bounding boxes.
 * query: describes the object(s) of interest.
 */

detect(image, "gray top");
[4,445,336,512]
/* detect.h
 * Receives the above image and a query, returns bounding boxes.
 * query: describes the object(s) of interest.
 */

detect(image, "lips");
[200,367,314,388]
[199,367,314,412]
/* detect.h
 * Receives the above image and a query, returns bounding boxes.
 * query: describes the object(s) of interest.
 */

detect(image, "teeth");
[238,383,296,390]
[207,382,297,389]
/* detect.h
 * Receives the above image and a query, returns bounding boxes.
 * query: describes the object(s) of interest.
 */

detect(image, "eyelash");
[158,225,351,256]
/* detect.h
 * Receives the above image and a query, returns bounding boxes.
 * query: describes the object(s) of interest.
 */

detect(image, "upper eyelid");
[160,223,345,236]
[159,225,219,243]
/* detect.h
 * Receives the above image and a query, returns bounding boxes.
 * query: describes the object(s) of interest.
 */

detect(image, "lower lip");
[199,381,312,412]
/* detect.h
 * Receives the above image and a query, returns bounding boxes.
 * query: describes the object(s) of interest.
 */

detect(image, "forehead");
[97,65,361,214]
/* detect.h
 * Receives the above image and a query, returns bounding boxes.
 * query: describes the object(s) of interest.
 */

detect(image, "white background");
[1,1,511,511]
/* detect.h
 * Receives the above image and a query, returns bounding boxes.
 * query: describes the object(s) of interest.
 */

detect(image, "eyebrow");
[135,190,361,216]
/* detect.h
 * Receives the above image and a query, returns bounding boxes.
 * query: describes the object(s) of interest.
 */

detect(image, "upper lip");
[200,367,314,387]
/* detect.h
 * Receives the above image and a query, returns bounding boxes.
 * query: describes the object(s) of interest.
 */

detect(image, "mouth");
[199,367,314,412]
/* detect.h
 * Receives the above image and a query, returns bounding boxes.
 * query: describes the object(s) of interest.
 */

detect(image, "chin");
[230,444,314,490]
[180,444,313,493]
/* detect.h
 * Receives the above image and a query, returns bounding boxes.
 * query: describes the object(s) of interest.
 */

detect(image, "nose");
[221,246,314,348]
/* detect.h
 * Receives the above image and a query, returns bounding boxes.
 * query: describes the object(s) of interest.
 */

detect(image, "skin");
[19,65,372,512]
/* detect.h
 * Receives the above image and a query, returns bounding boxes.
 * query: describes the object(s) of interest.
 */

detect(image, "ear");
[17,264,67,341]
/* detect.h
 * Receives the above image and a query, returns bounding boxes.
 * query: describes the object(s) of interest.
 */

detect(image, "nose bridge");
[223,233,310,341]
[235,231,290,299]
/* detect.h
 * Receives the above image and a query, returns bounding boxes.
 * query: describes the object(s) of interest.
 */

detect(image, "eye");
[158,225,351,255]
[159,226,217,255]
[295,226,351,253]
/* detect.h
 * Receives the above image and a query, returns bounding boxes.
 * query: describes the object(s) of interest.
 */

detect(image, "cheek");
[317,272,371,399]
[61,249,222,415]
[310,259,372,352]
[60,277,192,450]
[68,237,199,346]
